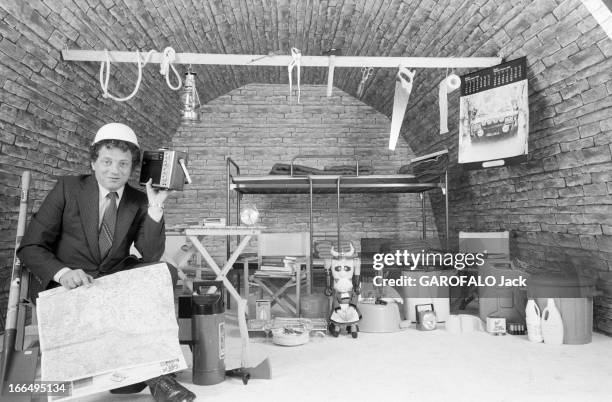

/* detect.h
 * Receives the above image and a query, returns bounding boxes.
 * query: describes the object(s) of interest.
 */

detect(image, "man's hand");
[59,269,94,289]
[145,178,172,207]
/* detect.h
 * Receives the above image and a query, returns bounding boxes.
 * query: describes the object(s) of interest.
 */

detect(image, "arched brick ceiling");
[67,0,513,121]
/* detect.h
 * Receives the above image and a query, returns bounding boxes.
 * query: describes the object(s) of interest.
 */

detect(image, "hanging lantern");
[180,69,201,123]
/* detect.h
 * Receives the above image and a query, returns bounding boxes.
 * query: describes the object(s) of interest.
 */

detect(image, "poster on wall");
[458,57,529,169]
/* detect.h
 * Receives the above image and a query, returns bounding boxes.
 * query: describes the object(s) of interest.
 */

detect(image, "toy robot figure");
[324,243,361,338]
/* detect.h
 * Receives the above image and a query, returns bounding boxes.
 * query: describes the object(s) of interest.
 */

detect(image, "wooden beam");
[62,49,502,68]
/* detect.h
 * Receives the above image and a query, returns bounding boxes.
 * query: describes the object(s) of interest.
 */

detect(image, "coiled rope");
[99,47,182,102]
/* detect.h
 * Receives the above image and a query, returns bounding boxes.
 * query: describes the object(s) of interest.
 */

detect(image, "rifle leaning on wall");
[1,171,40,400]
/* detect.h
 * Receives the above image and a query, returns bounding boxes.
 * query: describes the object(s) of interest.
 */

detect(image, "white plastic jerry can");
[541,298,564,345]
[525,299,543,343]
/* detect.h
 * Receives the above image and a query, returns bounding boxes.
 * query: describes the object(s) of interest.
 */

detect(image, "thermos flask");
[192,281,226,385]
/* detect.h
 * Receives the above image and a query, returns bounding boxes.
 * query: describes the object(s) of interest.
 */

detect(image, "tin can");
[256,299,272,321]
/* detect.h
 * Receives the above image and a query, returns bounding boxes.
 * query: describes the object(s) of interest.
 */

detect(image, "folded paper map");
[37,263,187,400]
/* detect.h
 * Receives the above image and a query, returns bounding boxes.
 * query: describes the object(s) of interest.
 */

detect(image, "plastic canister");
[478,260,527,325]
[541,298,563,345]
[525,299,543,343]
[192,281,226,385]
[528,273,597,345]
[396,269,451,322]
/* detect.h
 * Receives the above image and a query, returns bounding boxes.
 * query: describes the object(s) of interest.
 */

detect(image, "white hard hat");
[93,123,139,148]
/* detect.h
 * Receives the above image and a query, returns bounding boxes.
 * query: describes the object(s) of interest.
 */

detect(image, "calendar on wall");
[458,57,529,168]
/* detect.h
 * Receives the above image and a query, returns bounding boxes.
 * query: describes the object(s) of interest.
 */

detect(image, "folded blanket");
[270,163,373,176]
[397,165,413,174]
[324,165,373,175]
[269,163,325,175]
[398,152,448,183]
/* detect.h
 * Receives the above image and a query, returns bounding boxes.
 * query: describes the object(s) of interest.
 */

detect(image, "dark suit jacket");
[17,175,165,290]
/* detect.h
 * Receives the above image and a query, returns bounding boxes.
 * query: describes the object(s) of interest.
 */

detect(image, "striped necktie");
[99,192,118,258]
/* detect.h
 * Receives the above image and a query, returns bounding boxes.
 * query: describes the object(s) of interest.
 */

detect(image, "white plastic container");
[460,314,476,332]
[358,302,401,333]
[445,314,461,333]
[541,298,563,345]
[526,299,543,343]
[529,273,598,344]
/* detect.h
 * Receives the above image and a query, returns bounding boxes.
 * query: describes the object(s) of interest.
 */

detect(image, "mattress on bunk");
[230,173,430,194]
[269,163,373,176]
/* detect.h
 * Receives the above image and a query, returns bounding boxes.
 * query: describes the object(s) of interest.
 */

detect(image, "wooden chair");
[245,232,311,317]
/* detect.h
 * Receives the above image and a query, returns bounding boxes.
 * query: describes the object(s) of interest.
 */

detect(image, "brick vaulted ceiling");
[131,0,504,109]
[53,0,522,128]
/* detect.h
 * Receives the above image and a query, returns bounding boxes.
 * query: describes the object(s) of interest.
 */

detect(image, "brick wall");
[398,0,612,333]
[1,0,610,334]
[167,84,439,260]
[0,1,181,328]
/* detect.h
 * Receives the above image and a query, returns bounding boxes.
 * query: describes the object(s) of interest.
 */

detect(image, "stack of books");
[258,256,300,276]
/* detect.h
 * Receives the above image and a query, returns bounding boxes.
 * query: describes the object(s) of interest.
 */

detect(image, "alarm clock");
[240,204,260,226]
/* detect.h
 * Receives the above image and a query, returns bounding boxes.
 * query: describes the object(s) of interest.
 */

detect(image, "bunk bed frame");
[225,155,449,271]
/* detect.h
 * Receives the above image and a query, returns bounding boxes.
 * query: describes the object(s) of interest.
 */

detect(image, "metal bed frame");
[225,155,449,272]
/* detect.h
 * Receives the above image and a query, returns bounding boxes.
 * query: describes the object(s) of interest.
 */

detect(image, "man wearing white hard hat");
[18,122,196,402]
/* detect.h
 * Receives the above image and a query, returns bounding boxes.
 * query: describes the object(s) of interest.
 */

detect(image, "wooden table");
[182,226,262,303]
[171,226,263,367]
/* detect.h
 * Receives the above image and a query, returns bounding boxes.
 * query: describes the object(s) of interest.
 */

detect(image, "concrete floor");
[72,306,612,402]
[4,288,611,402]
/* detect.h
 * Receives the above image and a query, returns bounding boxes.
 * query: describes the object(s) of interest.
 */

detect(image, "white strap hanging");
[159,47,182,90]
[99,49,155,102]
[288,47,301,103]
[438,70,461,134]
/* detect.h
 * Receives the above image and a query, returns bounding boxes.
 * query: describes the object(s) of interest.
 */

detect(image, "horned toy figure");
[324,243,362,338]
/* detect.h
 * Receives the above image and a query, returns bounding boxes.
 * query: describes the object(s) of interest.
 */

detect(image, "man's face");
[91,146,132,192]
